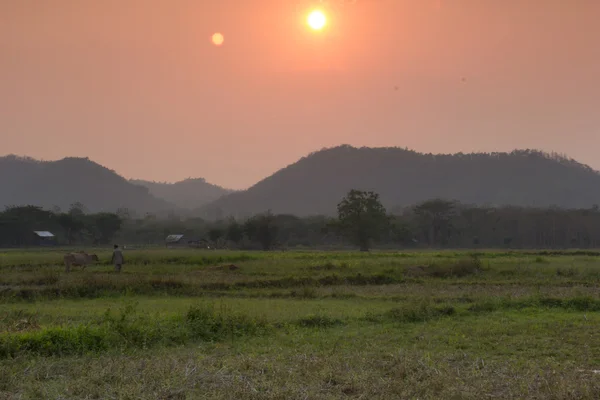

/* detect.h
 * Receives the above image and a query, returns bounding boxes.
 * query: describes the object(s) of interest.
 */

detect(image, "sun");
[307,10,327,30]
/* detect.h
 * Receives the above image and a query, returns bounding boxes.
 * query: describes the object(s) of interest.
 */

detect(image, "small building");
[165,234,186,248]
[33,231,56,246]
[166,234,209,249]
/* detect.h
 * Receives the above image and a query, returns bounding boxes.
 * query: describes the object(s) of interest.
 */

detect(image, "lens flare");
[212,33,224,46]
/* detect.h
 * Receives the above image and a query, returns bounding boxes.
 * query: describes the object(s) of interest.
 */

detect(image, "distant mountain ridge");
[201,145,600,217]
[0,155,175,214]
[130,178,234,209]
[3,146,600,217]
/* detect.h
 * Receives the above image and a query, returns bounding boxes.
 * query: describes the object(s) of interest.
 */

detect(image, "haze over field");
[2,1,600,189]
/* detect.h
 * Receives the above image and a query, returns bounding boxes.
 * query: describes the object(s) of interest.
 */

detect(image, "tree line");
[2,192,600,250]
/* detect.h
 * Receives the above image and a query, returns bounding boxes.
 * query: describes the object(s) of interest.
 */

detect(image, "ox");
[63,252,99,272]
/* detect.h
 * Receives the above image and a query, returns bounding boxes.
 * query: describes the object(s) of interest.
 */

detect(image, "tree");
[0,206,56,246]
[389,216,415,245]
[412,199,456,247]
[68,202,86,217]
[225,219,244,245]
[244,211,278,250]
[57,213,85,245]
[208,228,224,248]
[116,207,132,220]
[336,190,389,251]
[89,213,123,244]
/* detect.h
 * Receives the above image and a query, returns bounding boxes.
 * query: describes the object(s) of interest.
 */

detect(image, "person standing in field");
[111,244,124,273]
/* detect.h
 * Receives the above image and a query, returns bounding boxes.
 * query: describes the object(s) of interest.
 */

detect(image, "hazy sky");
[1,0,599,189]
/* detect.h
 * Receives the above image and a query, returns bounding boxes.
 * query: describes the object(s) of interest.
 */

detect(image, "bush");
[556,267,577,277]
[386,302,456,323]
[290,286,318,299]
[186,304,268,340]
[0,325,108,358]
[467,296,600,313]
[295,314,344,328]
[405,256,482,279]
[0,303,269,358]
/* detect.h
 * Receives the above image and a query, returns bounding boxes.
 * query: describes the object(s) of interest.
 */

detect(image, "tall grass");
[0,302,270,358]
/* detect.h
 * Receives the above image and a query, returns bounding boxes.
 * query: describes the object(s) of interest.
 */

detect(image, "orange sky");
[1,0,599,189]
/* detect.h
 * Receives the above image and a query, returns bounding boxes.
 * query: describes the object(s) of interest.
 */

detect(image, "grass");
[1,248,600,398]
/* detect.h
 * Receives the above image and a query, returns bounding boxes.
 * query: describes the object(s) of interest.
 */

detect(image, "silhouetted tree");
[208,228,224,248]
[57,213,85,245]
[336,190,388,251]
[226,219,244,245]
[0,206,53,246]
[389,216,415,245]
[244,211,278,250]
[89,213,123,244]
[412,199,456,246]
[4,195,600,250]
[68,202,86,217]
[116,207,132,220]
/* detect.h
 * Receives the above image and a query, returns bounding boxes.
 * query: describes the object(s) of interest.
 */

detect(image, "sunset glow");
[307,10,327,30]
[2,1,600,190]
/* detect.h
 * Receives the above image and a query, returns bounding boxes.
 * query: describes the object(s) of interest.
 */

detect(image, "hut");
[33,231,56,246]
[165,234,186,248]
[165,235,209,249]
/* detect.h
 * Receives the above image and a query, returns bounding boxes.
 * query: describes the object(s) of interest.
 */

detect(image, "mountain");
[202,145,600,217]
[130,178,234,209]
[5,146,600,218]
[0,155,175,214]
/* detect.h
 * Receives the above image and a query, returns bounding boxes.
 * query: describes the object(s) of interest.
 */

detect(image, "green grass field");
[1,248,600,399]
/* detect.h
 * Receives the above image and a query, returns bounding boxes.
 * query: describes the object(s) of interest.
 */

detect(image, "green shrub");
[556,267,577,277]
[295,314,344,328]
[0,325,108,358]
[386,302,456,323]
[290,286,318,299]
[186,304,269,340]
[405,256,482,279]
[0,303,269,358]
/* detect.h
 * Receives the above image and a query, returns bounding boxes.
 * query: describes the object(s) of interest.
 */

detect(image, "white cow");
[63,252,99,272]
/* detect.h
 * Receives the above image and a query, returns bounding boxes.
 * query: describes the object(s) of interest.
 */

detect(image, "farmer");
[111,244,125,273]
